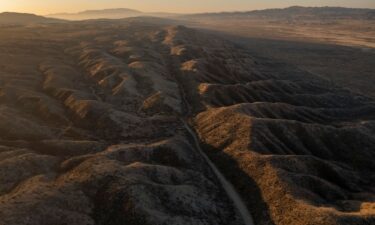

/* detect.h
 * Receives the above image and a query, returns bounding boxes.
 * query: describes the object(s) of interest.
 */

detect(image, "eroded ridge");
[0,21,246,225]
[163,26,375,225]
[0,19,374,225]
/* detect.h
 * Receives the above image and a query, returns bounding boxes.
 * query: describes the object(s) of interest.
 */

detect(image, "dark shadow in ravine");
[197,141,277,225]
[187,26,375,99]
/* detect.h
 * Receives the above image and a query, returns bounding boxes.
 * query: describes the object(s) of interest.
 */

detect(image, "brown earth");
[0,18,374,225]
[185,16,375,99]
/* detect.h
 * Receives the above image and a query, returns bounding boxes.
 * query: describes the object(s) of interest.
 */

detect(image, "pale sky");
[1,0,375,15]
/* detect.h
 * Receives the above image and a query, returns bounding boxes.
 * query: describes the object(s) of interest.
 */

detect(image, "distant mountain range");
[0,12,63,24]
[184,6,375,20]
[48,6,375,21]
[1,6,374,25]
[48,8,178,20]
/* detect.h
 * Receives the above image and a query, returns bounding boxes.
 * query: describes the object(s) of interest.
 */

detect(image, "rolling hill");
[0,12,63,24]
[48,8,178,20]
[184,6,375,20]
[0,5,374,225]
[0,18,374,225]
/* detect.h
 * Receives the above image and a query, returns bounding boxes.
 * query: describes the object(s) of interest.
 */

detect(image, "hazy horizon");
[1,0,375,15]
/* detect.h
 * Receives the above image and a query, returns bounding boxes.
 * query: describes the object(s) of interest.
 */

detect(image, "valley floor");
[189,18,375,98]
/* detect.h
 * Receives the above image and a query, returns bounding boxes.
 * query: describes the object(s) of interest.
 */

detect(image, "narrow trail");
[182,120,255,225]
[166,54,255,225]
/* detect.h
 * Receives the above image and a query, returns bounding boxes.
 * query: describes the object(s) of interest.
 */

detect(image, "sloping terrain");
[184,6,375,20]
[162,26,375,224]
[0,12,63,24]
[48,8,143,20]
[48,8,178,20]
[182,7,375,98]
[0,21,245,225]
[0,19,374,225]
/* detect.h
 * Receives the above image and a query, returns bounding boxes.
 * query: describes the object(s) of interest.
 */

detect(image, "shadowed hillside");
[184,6,375,20]
[0,12,63,24]
[182,6,375,98]
[0,14,374,225]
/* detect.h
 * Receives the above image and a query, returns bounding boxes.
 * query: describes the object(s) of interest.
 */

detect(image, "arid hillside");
[48,8,178,20]
[0,18,374,225]
[183,7,375,98]
[0,12,63,24]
